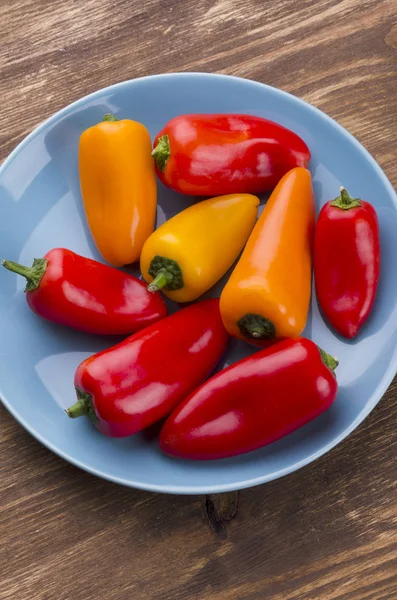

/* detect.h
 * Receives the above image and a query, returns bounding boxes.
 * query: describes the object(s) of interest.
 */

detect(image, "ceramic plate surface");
[1,73,396,494]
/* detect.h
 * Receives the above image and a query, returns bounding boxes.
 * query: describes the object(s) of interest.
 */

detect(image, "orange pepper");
[220,167,315,343]
[79,114,156,266]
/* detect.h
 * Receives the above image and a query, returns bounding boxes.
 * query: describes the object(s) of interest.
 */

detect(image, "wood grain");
[205,493,239,539]
[1,0,396,599]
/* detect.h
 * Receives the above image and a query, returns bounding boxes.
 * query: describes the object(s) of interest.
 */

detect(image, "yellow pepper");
[79,114,156,266]
[140,194,260,303]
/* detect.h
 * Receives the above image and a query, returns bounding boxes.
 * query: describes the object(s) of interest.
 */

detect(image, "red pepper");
[314,187,380,339]
[159,338,338,460]
[66,299,229,437]
[2,248,166,335]
[152,114,311,196]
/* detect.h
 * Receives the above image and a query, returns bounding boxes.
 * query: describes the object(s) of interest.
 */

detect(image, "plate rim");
[1,72,396,494]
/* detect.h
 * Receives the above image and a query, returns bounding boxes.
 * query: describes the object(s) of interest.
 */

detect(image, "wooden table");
[1,1,396,598]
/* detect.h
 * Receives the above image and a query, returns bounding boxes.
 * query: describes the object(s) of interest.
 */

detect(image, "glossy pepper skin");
[2,248,166,335]
[140,193,260,303]
[152,114,311,196]
[66,299,229,437]
[220,168,315,344]
[314,187,380,338]
[79,114,156,266]
[160,338,338,460]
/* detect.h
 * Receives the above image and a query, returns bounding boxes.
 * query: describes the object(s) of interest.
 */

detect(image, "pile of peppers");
[3,111,380,461]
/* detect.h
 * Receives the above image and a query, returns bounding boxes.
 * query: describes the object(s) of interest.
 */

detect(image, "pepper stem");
[330,187,361,210]
[318,348,339,373]
[2,258,47,292]
[237,313,276,341]
[249,327,266,339]
[66,389,98,424]
[148,255,184,291]
[152,135,170,171]
[66,399,87,418]
[102,113,119,122]
[148,270,173,292]
[340,188,352,205]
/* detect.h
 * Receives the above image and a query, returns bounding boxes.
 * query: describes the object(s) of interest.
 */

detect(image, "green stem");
[152,135,170,171]
[237,314,276,341]
[148,270,173,292]
[66,389,98,424]
[102,113,119,122]
[66,399,87,418]
[330,187,361,210]
[340,188,352,206]
[2,260,34,279]
[249,327,266,339]
[2,258,47,292]
[318,348,339,373]
[148,255,184,291]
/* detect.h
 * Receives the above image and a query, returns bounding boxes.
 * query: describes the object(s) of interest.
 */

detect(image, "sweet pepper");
[66,299,229,436]
[220,167,315,343]
[79,114,156,266]
[140,193,260,303]
[160,338,338,460]
[152,114,311,195]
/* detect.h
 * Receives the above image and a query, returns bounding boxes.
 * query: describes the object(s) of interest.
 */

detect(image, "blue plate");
[1,73,396,494]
